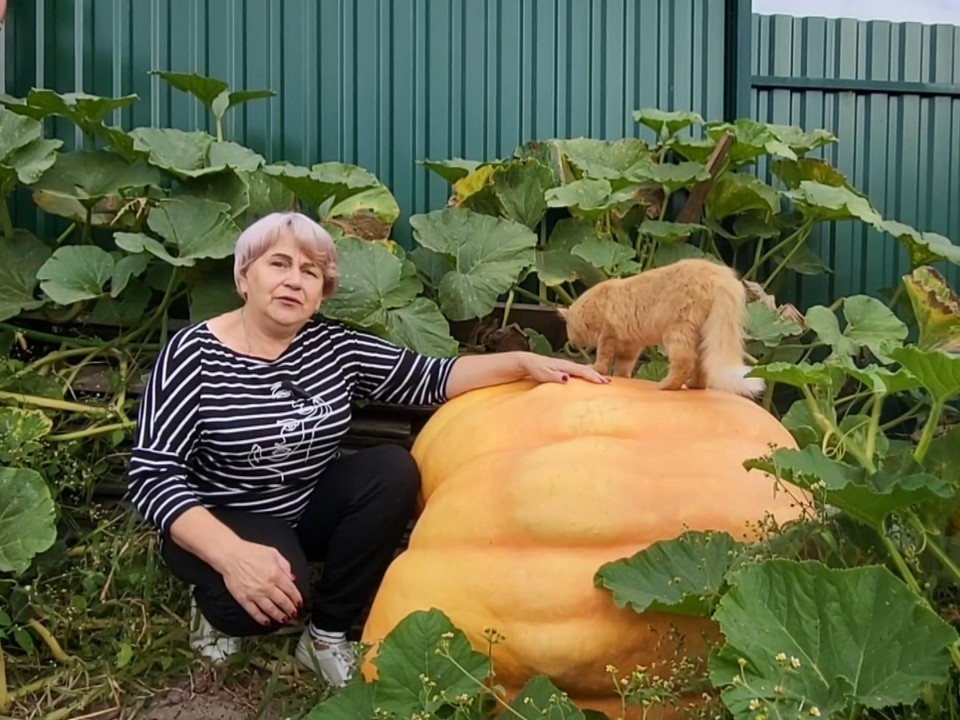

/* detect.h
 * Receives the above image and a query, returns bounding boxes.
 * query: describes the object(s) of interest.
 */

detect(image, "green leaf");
[747,361,845,390]
[888,345,960,406]
[545,178,616,220]
[329,185,400,229]
[771,158,849,190]
[421,158,483,184]
[745,302,803,348]
[925,427,960,485]
[535,219,607,287]
[409,247,454,289]
[372,609,491,714]
[781,400,823,449]
[628,161,710,193]
[117,198,239,267]
[172,168,251,219]
[130,128,264,179]
[745,446,954,529]
[236,169,297,226]
[32,150,159,202]
[706,173,780,221]
[879,220,960,267]
[594,530,743,616]
[785,181,883,226]
[410,208,537,321]
[264,162,380,210]
[633,108,703,138]
[902,266,960,353]
[711,560,957,719]
[302,675,377,720]
[0,230,51,321]
[222,89,275,113]
[383,297,459,358]
[91,280,152,326]
[557,137,651,181]
[492,159,553,229]
[0,408,53,464]
[650,243,709,267]
[186,270,241,323]
[773,238,831,276]
[805,295,908,361]
[151,71,229,107]
[671,137,718,164]
[0,107,62,187]
[571,236,637,275]
[36,246,115,305]
[636,220,705,243]
[834,357,922,396]
[706,118,799,165]
[500,675,586,720]
[766,124,838,155]
[322,237,422,327]
[0,467,57,575]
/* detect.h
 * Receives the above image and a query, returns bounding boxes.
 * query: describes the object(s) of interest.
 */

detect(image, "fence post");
[724,0,752,121]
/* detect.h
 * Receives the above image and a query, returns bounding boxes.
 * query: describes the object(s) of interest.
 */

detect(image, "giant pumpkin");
[361,377,802,717]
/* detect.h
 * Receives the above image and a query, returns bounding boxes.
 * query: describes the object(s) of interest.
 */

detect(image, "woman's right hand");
[219,540,303,625]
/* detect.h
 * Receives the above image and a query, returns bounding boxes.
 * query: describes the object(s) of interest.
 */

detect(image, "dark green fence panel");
[751,13,960,307]
[2,0,730,247]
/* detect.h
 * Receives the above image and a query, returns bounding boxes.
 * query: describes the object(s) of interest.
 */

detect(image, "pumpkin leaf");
[545,178,616,220]
[557,137,651,181]
[535,219,607,287]
[706,173,780,221]
[651,243,710,267]
[421,158,483,184]
[36,246,116,305]
[0,230,51,321]
[236,169,296,226]
[0,107,62,188]
[745,303,803,348]
[888,346,960,406]
[902,266,960,353]
[628,162,710,194]
[784,181,883,226]
[781,400,823,449]
[805,295,908,362]
[264,162,380,211]
[322,237,421,326]
[594,530,744,616]
[710,560,956,720]
[131,128,263,179]
[771,158,848,190]
[492,159,553,229]
[328,185,400,230]
[0,408,53,464]
[30,150,160,209]
[500,675,586,720]
[747,362,845,390]
[925,427,960,485]
[706,118,797,165]
[671,137,717,164]
[301,675,377,720]
[409,208,537,321]
[633,108,703,138]
[636,220,705,244]
[383,298,458,358]
[372,609,491,715]
[116,198,239,267]
[879,220,960,268]
[0,467,57,575]
[833,358,922,396]
[745,446,954,530]
[571,236,637,275]
[92,280,152,326]
[173,169,251,219]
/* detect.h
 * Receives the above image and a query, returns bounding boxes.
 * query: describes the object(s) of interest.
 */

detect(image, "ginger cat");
[557,259,765,398]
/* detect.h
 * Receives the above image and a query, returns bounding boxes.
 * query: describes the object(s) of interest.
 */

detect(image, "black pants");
[161,445,420,637]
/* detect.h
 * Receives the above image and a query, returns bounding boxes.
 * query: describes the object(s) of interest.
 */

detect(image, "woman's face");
[238,231,326,328]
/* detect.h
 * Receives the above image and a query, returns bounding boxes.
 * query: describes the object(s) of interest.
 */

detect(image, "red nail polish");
[561,374,569,382]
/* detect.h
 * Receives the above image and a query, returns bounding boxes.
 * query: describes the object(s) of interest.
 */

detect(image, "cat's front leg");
[593,331,617,375]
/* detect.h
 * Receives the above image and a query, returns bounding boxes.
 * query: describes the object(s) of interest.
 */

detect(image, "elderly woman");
[127,211,607,687]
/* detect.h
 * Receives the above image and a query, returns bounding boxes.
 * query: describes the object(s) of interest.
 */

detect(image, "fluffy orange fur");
[558,259,764,397]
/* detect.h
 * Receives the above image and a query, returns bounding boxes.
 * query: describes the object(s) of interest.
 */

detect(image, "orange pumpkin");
[361,378,802,717]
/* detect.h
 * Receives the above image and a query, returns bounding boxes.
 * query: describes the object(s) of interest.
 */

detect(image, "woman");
[127,211,608,687]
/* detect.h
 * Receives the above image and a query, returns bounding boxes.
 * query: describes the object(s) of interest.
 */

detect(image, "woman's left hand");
[520,353,610,385]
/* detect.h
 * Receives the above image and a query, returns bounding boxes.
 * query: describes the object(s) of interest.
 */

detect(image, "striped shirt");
[127,318,457,535]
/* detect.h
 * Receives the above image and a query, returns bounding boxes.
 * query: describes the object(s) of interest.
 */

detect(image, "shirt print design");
[247,381,333,481]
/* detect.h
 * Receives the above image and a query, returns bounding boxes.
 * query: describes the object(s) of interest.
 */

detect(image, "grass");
[1,501,335,720]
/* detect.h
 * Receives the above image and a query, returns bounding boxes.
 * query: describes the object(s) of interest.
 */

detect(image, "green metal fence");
[751,13,960,306]
[2,1,958,307]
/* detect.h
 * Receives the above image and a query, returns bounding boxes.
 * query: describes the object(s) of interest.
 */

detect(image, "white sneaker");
[295,628,357,687]
[189,598,241,664]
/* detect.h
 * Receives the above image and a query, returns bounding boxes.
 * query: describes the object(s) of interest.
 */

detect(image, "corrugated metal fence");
[752,13,960,306]
[2,1,958,307]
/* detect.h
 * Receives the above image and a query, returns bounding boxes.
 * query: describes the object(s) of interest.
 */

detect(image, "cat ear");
[556,307,568,320]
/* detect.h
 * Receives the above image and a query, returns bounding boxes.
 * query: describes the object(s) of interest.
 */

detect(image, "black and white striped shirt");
[127,318,457,535]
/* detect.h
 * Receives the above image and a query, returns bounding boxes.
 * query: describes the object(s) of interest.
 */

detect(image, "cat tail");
[699,275,765,398]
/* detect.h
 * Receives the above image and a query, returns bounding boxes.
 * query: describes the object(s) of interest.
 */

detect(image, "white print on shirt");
[247,382,333,481]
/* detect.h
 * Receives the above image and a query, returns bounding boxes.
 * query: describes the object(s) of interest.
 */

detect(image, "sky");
[752,0,960,24]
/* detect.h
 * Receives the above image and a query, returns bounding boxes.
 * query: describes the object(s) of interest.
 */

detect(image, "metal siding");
[752,13,960,308]
[4,0,727,247]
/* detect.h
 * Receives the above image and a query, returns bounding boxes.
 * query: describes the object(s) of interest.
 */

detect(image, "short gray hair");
[233,212,340,299]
